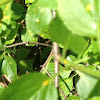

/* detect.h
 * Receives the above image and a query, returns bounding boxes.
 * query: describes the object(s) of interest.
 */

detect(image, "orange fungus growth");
[86,4,93,11]
[36,19,40,23]
[43,80,49,86]
[34,9,37,12]
[64,60,68,64]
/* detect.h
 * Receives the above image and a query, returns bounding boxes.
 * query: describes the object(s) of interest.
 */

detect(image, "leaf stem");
[60,57,100,78]
[75,57,90,64]
[0,51,6,60]
[50,56,100,79]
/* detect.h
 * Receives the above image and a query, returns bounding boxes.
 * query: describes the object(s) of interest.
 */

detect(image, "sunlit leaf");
[0,2,12,32]
[88,96,100,100]
[21,28,38,46]
[11,2,25,20]
[56,0,96,37]
[49,15,88,54]
[67,95,80,100]
[1,55,17,79]
[25,0,35,4]
[0,0,13,5]
[38,0,57,9]
[0,72,58,100]
[26,1,52,35]
[0,84,5,94]
[77,71,99,100]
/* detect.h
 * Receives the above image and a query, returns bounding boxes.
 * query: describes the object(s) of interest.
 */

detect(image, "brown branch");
[40,48,67,99]
[52,10,56,19]
[1,76,7,87]
[1,74,12,87]
[6,42,52,48]
[53,42,59,88]
[2,74,12,84]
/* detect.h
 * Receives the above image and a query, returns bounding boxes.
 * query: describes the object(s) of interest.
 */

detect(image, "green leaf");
[49,15,70,47]
[41,47,51,60]
[87,65,96,70]
[21,28,38,46]
[48,63,72,78]
[11,2,25,20]
[0,0,13,5]
[15,48,31,60]
[1,55,17,79]
[26,1,52,35]
[18,60,34,74]
[91,0,100,53]
[88,96,100,100]
[94,0,100,19]
[92,40,99,54]
[0,2,24,33]
[49,15,88,54]
[0,21,19,39]
[56,0,96,37]
[67,95,80,100]
[0,72,58,100]
[0,40,5,51]
[0,25,11,38]
[38,0,57,10]
[25,0,35,4]
[47,63,73,98]
[0,2,12,32]
[5,21,19,45]
[77,71,99,100]
[87,80,100,99]
[67,34,88,54]
[60,77,73,99]
[0,84,5,94]
[66,55,77,62]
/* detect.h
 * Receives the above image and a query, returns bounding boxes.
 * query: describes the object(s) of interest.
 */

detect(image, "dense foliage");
[0,0,100,100]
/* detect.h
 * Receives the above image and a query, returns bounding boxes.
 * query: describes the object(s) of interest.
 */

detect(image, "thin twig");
[59,88,67,99]
[1,76,7,87]
[1,74,12,87]
[2,74,12,85]
[46,71,67,99]
[40,48,67,99]
[40,49,53,72]
[6,42,52,48]
[52,10,56,19]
